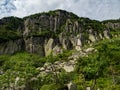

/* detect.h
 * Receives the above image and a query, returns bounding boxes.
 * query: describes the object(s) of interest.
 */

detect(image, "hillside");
[0,10,120,90]
[0,9,118,56]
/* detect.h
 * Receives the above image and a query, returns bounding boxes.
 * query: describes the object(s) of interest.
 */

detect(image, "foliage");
[0,52,45,89]
[0,49,73,89]
[40,83,67,90]
[78,18,106,31]
[23,12,49,20]
[103,19,120,23]
[75,37,120,89]
[0,10,120,90]
[0,17,23,42]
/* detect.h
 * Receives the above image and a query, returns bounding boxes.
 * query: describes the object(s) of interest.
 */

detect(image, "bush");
[40,84,67,90]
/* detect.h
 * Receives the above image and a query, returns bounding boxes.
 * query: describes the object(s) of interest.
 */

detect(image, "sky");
[0,0,120,21]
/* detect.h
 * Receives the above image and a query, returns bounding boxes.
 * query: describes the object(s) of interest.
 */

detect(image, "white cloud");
[0,0,120,20]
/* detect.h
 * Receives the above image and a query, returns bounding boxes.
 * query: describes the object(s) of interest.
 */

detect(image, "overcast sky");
[0,0,120,20]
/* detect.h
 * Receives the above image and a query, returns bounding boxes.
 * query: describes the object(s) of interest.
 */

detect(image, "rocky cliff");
[0,10,119,56]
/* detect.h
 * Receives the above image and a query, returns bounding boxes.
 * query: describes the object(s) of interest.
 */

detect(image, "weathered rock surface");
[36,47,96,76]
[0,10,119,56]
[67,82,77,90]
[0,39,24,55]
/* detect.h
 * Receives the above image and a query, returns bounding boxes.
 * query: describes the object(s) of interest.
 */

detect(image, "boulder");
[67,82,77,90]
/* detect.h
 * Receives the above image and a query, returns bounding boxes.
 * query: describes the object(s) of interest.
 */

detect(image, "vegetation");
[78,18,106,32]
[0,52,45,89]
[102,18,120,23]
[75,37,120,90]
[0,37,120,90]
[0,10,108,41]
[0,50,73,90]
[0,17,23,42]
[0,10,120,90]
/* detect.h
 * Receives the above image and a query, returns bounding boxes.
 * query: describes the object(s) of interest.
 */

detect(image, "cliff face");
[0,10,119,56]
[103,19,120,37]
[0,39,24,55]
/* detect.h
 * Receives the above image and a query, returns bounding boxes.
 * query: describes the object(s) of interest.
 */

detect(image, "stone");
[15,77,20,86]
[67,82,77,90]
[75,38,82,51]
[99,33,103,39]
[0,39,24,55]
[103,30,110,39]
[86,87,91,90]
[40,67,45,71]
[44,38,54,56]
[63,63,74,72]
[0,9,116,57]
[0,70,4,75]
[52,45,62,56]
[85,48,95,53]
[89,34,96,42]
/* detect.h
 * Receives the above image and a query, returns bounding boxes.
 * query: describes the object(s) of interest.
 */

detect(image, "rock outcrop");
[0,10,119,56]
[0,39,24,55]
